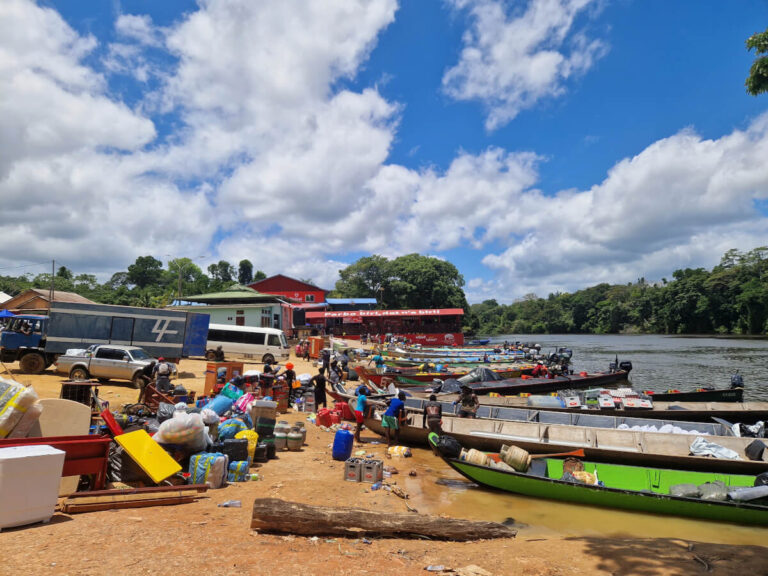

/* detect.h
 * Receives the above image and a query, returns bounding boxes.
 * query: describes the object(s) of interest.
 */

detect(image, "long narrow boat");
[427,435,768,525]
[355,364,532,387]
[644,388,745,402]
[362,407,768,474]
[450,370,630,396]
[406,392,768,423]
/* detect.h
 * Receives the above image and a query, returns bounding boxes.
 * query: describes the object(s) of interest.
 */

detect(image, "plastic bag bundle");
[234,429,259,462]
[227,460,250,482]
[727,485,768,502]
[154,412,206,451]
[0,379,39,438]
[157,402,176,423]
[206,395,234,416]
[689,437,740,460]
[220,383,244,401]
[234,393,255,413]
[7,402,43,438]
[669,483,700,498]
[201,409,220,425]
[189,452,229,488]
[218,418,248,440]
[698,481,728,501]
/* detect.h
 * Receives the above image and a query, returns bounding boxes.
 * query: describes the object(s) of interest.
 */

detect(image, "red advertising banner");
[306,308,464,320]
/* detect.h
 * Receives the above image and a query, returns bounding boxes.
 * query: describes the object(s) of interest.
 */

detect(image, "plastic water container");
[274,432,288,451]
[332,429,354,461]
[0,445,65,531]
[286,429,303,451]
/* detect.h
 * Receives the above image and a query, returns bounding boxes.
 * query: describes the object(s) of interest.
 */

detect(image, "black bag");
[157,402,176,423]
[436,435,462,459]
[745,439,766,461]
[223,438,249,463]
[755,472,768,487]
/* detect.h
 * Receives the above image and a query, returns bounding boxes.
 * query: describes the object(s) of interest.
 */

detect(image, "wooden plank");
[62,495,198,514]
[250,498,516,540]
[65,484,209,499]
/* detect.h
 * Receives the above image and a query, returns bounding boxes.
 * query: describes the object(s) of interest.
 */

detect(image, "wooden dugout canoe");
[362,408,768,475]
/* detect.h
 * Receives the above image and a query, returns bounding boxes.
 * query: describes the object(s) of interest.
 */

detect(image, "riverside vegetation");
[2,248,767,337]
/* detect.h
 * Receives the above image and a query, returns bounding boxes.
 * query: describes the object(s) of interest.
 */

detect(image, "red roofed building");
[249,275,327,304]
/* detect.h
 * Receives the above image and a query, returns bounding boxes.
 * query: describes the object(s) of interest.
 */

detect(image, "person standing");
[309,369,327,410]
[354,387,368,443]
[153,357,173,394]
[423,394,443,433]
[382,391,406,446]
[302,340,310,362]
[456,385,479,418]
[368,351,385,374]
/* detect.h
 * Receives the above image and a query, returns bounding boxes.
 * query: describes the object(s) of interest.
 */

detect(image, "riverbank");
[1,354,767,575]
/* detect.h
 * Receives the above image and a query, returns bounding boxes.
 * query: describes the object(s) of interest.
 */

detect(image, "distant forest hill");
[467,247,768,336]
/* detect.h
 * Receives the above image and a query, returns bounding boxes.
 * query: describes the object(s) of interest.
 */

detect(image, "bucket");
[501,444,531,472]
[286,429,303,451]
[274,432,288,451]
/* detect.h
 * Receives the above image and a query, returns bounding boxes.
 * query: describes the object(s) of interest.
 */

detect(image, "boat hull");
[442,457,768,525]
[363,414,768,474]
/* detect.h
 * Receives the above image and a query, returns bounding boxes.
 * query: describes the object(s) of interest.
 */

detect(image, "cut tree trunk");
[250,498,516,541]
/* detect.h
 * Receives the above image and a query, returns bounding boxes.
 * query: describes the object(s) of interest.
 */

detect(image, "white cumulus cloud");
[443,0,607,130]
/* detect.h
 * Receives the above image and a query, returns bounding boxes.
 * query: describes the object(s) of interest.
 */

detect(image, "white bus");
[205,324,289,363]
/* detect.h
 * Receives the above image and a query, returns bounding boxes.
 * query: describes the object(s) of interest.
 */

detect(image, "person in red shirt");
[532,362,548,378]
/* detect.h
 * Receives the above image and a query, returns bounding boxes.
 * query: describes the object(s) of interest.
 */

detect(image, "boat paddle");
[529,448,585,460]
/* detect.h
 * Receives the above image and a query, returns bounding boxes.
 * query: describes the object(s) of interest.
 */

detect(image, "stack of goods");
[0,378,42,438]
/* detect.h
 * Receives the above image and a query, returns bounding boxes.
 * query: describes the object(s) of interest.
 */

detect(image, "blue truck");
[0,302,210,374]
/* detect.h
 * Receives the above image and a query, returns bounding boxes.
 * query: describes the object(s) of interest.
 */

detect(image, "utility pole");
[50,260,55,303]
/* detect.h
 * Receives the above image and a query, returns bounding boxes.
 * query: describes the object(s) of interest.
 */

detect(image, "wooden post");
[251,498,515,541]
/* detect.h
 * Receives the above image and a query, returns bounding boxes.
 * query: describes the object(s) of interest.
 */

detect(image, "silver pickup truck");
[54,344,160,388]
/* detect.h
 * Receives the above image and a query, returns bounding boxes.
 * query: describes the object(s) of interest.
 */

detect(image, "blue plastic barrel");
[332,429,354,461]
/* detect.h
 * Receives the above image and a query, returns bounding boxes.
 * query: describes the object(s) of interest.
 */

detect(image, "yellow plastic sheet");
[115,430,182,483]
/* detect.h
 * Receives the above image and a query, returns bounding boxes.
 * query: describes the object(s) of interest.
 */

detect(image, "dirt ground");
[1,354,767,576]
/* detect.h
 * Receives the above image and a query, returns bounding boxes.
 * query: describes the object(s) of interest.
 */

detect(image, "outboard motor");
[618,361,633,373]
[731,373,744,389]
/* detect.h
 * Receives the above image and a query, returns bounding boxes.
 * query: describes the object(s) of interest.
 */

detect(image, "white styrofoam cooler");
[0,445,65,531]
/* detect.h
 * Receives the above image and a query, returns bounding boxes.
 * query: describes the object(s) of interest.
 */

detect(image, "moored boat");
[362,406,768,474]
[427,434,768,526]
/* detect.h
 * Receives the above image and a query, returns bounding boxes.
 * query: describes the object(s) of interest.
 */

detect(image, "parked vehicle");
[0,302,209,374]
[205,323,289,363]
[54,345,171,388]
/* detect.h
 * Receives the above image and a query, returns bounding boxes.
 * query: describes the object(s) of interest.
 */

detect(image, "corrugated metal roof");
[182,284,282,303]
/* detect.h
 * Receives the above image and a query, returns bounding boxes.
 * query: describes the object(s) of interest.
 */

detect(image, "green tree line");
[0,257,266,308]
[466,248,768,336]
[3,248,766,337]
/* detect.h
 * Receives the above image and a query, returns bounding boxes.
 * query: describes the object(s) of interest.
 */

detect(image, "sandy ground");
[1,354,767,575]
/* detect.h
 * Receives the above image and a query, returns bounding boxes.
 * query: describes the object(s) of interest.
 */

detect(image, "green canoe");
[428,435,768,525]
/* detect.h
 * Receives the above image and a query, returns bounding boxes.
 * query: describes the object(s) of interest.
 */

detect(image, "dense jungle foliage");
[466,248,768,336]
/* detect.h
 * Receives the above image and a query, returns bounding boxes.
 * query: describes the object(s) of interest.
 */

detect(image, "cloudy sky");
[2,0,768,302]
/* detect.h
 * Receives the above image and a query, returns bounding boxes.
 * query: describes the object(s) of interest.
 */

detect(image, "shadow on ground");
[567,536,768,575]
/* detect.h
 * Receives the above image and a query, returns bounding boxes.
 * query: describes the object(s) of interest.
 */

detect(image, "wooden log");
[250,498,515,541]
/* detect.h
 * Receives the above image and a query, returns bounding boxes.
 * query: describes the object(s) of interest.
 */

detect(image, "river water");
[402,334,768,544]
[486,333,768,401]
